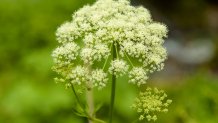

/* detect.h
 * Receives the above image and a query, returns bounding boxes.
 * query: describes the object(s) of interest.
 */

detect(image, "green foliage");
[0,0,94,123]
[158,73,218,123]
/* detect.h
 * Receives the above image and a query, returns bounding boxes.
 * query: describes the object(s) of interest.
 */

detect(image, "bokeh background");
[0,0,218,123]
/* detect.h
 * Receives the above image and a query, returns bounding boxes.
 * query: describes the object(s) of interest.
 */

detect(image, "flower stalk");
[71,85,87,115]
[87,89,94,123]
[109,43,117,123]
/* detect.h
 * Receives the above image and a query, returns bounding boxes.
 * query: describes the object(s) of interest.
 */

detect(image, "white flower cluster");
[70,66,89,85]
[52,42,80,77]
[52,42,79,64]
[120,42,148,62]
[129,67,148,86]
[80,44,110,64]
[109,59,129,77]
[132,88,172,121]
[91,69,108,89]
[62,66,108,90]
[52,0,168,89]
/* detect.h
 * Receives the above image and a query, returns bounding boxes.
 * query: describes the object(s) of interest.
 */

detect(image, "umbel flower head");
[132,88,172,121]
[52,0,168,90]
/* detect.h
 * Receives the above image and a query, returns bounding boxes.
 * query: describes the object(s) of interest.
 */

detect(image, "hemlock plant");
[52,0,172,122]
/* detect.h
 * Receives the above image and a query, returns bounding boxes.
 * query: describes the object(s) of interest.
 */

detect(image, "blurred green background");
[0,0,218,123]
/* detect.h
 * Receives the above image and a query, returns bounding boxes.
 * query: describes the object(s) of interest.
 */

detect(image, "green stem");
[115,44,119,59]
[72,85,106,123]
[103,43,113,70]
[87,89,94,123]
[92,118,107,123]
[109,43,117,123]
[124,52,134,67]
[71,85,87,114]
